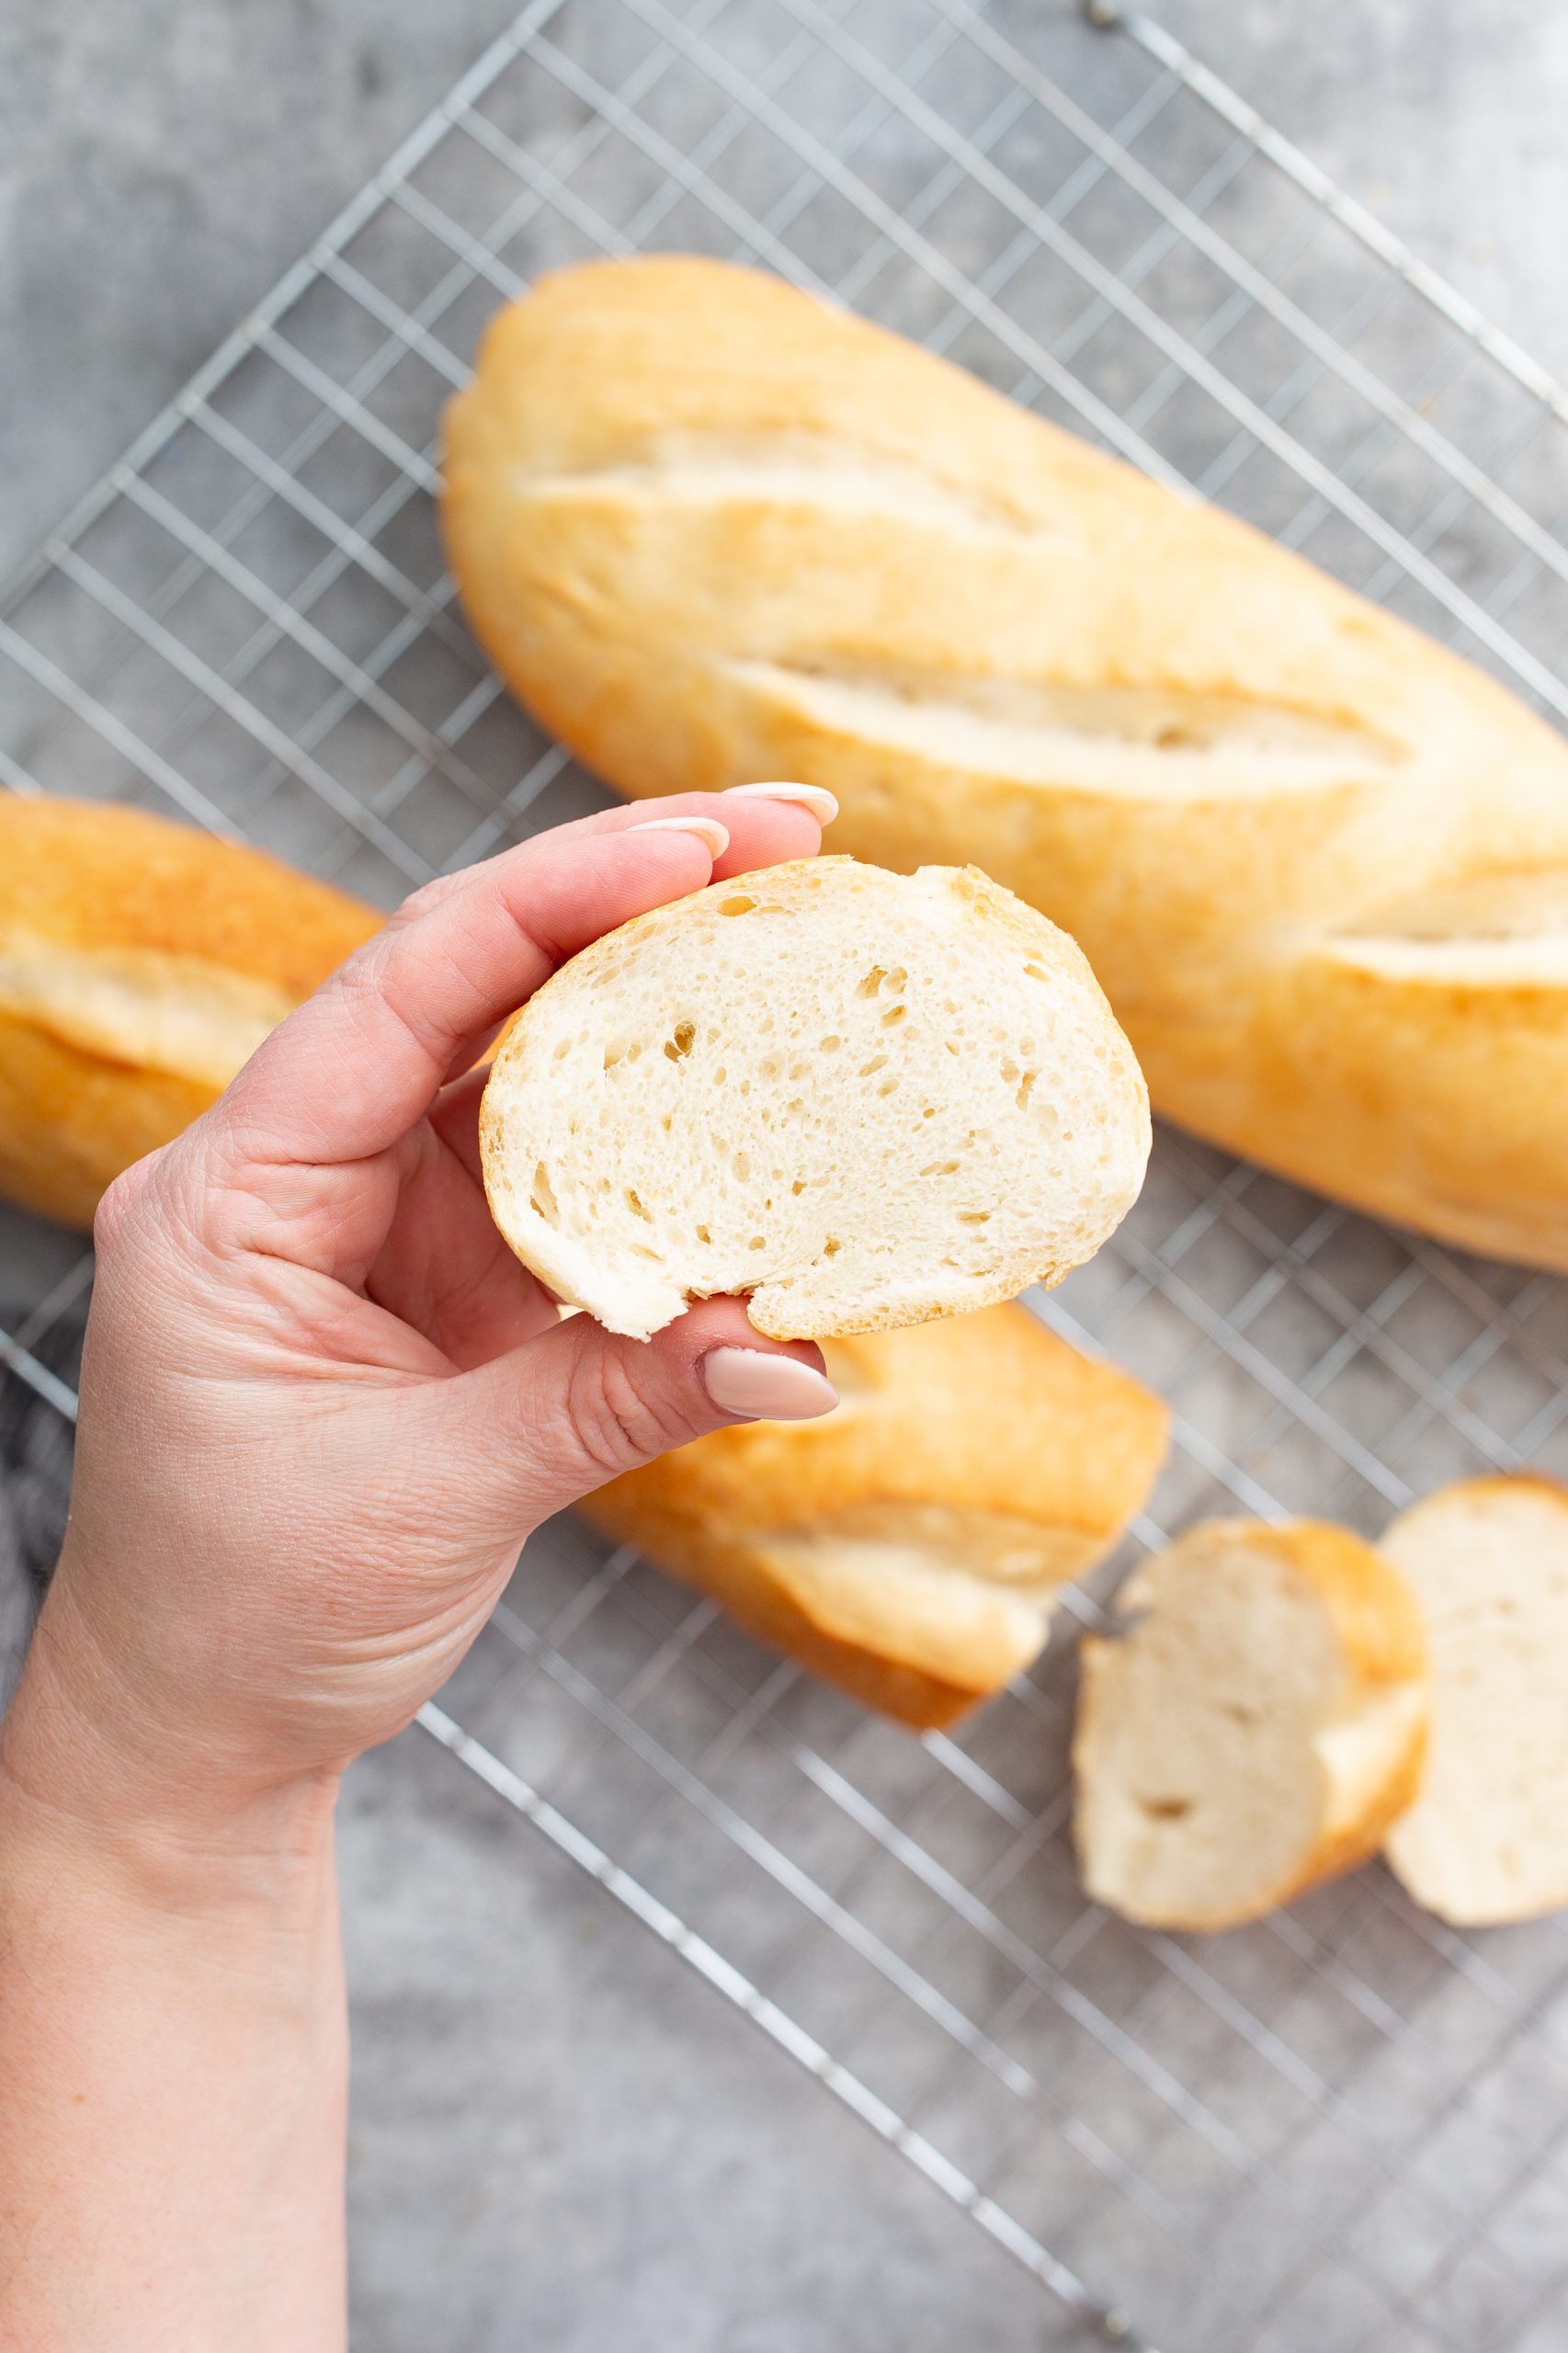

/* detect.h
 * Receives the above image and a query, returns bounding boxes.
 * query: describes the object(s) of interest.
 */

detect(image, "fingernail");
[702,1347,840,1421]
[722,780,838,824]
[629,816,731,858]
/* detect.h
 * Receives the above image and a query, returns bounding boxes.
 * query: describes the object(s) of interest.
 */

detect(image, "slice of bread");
[480,855,1149,1341]
[1381,1475,1568,1926]
[1074,1518,1428,1932]
[580,1302,1167,1728]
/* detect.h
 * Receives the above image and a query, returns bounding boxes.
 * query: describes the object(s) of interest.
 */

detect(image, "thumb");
[451,1295,840,1532]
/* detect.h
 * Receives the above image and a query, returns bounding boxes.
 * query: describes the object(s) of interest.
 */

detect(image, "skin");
[0,790,828,2353]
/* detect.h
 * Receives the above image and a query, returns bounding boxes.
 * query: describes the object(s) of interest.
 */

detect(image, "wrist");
[1,1583,339,1929]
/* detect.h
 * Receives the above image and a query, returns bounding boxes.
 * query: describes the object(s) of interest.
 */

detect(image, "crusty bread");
[443,254,1568,1270]
[0,794,380,1226]
[1381,1475,1568,1927]
[581,1302,1167,1728]
[479,855,1149,1342]
[1074,1518,1428,1932]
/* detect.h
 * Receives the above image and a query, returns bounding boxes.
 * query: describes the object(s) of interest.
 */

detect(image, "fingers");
[214,790,825,1175]
[451,1297,839,1531]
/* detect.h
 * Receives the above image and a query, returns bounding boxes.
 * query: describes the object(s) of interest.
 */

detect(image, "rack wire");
[6,4,1568,2345]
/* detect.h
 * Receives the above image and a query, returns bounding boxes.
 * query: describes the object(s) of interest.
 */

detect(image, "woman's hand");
[6,788,837,1854]
[0,788,836,2353]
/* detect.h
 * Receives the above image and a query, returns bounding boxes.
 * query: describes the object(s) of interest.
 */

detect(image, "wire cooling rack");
[6,4,1568,2346]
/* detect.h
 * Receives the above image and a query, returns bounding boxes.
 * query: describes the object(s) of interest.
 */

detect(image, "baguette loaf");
[1381,1475,1568,1926]
[581,1302,1167,1728]
[0,794,380,1226]
[1074,1518,1427,1931]
[479,855,1149,1341]
[443,255,1568,1270]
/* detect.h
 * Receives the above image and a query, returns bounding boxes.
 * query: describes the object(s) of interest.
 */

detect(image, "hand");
[4,788,838,1860]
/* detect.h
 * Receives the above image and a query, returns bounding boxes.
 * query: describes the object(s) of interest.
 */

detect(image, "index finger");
[213,791,825,1171]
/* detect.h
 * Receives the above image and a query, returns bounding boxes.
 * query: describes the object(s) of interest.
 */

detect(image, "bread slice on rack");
[1074,1518,1428,1931]
[444,254,1568,1271]
[1380,1475,1568,1927]
[580,1301,1166,1728]
[0,794,381,1228]
[480,855,1149,1342]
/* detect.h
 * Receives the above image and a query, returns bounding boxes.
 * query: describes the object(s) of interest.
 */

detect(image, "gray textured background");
[4,4,1567,2346]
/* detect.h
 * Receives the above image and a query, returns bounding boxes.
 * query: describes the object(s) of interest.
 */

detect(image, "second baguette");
[581,1302,1167,1728]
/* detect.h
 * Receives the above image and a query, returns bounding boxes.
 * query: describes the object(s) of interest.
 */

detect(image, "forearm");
[0,1640,348,2353]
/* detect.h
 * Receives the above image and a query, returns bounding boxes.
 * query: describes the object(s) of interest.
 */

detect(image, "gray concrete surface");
[6,4,1568,2347]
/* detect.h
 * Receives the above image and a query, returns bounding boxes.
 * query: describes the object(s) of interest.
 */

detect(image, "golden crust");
[579,1302,1167,1730]
[1074,1518,1429,1932]
[443,254,1568,1270]
[0,795,380,1225]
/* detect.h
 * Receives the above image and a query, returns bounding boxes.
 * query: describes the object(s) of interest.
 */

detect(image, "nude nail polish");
[702,1347,840,1421]
[628,816,731,857]
[721,780,839,824]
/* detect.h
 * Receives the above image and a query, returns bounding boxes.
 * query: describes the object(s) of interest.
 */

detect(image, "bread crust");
[580,1302,1167,1729]
[0,796,380,1225]
[1074,1518,1428,1931]
[443,255,1568,1269]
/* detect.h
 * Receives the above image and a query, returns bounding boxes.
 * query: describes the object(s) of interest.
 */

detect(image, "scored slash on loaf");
[478,855,1150,1342]
[443,254,1568,1272]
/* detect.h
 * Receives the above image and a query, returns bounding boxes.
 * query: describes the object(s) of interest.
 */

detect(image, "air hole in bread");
[723,655,1401,791]
[665,1019,697,1062]
[695,1223,710,1244]
[748,1235,767,1250]
[858,966,886,997]
[530,1162,559,1224]
[859,1054,887,1077]
[626,1188,652,1222]
[881,1004,906,1026]
[820,1034,841,1051]
[719,895,756,916]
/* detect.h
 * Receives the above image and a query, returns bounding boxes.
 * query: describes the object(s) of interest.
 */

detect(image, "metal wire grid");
[5,3,1568,2345]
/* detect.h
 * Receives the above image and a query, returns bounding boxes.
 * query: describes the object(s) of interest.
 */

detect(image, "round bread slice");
[1074,1518,1428,1932]
[1381,1475,1568,1927]
[480,855,1149,1341]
